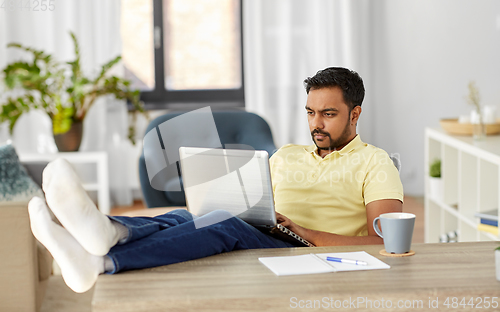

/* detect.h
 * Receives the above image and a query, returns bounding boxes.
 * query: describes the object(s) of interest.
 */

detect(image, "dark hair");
[303,67,365,110]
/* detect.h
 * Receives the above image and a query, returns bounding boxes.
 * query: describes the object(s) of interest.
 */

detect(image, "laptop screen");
[179,147,276,226]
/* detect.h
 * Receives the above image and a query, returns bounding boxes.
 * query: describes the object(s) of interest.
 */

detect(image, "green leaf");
[6,43,22,49]
[52,105,75,134]
[7,43,51,61]
[93,56,121,84]
[429,159,441,178]
[8,113,21,133]
[0,96,34,134]
[52,117,73,135]
[68,31,83,83]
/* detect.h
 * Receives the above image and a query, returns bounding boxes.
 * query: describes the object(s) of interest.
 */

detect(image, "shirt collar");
[304,134,363,157]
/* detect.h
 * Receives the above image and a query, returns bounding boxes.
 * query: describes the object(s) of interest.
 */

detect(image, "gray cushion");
[0,144,44,202]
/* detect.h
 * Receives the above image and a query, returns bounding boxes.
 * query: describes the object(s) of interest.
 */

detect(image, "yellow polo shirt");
[269,135,403,237]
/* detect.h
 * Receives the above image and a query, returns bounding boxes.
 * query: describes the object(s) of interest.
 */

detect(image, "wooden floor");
[109,199,149,216]
[41,196,424,312]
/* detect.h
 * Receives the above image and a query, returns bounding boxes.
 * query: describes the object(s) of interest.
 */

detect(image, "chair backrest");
[389,154,401,172]
[139,110,276,208]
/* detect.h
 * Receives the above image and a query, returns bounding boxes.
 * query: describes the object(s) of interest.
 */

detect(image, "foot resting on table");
[28,196,105,293]
[42,158,124,256]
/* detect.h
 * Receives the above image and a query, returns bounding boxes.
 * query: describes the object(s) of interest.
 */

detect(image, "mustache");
[311,129,331,137]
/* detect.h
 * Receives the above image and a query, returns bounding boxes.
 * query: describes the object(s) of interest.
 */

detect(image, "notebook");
[178,147,314,247]
[258,251,390,276]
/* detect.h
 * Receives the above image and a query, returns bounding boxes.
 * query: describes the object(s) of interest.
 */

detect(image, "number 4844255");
[1,0,55,11]
[443,297,498,309]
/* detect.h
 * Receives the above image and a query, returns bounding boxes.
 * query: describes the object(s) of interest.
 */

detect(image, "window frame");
[136,0,245,110]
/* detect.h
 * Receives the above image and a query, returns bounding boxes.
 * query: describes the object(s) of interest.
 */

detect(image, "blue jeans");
[106,209,295,273]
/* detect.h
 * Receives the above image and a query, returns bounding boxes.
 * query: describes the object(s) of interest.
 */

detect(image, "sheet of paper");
[258,251,390,276]
[258,254,333,276]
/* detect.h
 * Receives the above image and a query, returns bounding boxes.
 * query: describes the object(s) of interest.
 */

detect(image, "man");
[28,67,403,293]
[273,67,403,246]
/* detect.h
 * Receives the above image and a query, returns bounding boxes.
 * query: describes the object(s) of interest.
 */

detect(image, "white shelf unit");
[18,151,110,214]
[425,128,500,243]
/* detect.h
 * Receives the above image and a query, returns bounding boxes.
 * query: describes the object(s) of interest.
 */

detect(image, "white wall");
[368,0,500,195]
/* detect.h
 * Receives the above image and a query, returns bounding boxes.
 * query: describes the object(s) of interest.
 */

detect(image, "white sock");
[28,196,105,293]
[104,256,115,273]
[42,158,120,256]
[111,220,130,244]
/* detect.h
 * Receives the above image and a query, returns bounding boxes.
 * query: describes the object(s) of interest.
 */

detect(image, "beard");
[311,115,352,152]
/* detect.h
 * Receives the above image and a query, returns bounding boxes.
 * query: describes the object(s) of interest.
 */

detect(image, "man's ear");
[350,106,362,125]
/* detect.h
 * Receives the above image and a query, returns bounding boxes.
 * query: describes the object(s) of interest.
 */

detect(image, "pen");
[326,257,368,266]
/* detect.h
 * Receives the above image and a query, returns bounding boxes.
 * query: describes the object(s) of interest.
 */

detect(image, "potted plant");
[0,31,147,151]
[429,158,443,201]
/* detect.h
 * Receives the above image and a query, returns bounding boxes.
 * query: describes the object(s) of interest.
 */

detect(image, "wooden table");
[92,242,500,311]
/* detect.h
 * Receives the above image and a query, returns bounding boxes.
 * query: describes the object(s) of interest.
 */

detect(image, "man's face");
[306,87,357,154]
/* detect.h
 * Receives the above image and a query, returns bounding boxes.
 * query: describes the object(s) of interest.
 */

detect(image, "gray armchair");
[139,110,276,208]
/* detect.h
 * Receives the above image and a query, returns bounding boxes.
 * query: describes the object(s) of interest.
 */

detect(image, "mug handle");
[373,217,383,238]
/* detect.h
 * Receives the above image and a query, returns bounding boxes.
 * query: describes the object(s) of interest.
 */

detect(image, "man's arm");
[277,199,403,247]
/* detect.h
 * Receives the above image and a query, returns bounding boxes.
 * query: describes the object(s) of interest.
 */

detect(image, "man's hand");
[276,212,306,238]
[275,212,291,226]
[276,213,317,246]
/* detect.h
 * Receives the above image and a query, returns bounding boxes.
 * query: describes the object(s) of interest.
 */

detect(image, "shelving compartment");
[426,138,442,172]
[441,208,458,242]
[424,136,442,243]
[425,199,441,243]
[458,221,477,242]
[479,231,495,241]
[457,151,479,242]
[476,159,499,241]
[458,152,477,224]
[478,159,498,215]
[425,128,500,244]
[442,144,458,206]
[426,138,441,190]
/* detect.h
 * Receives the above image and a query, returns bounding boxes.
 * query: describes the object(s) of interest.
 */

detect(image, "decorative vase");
[496,250,500,281]
[473,122,486,141]
[471,109,486,141]
[53,120,83,152]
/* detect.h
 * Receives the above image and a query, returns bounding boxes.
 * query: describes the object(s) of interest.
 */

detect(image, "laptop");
[178,147,314,247]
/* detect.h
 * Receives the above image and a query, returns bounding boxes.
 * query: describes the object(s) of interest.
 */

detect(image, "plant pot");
[496,250,500,281]
[53,120,83,152]
[429,177,443,201]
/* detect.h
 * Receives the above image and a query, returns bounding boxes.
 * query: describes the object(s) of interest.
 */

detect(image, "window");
[121,0,244,110]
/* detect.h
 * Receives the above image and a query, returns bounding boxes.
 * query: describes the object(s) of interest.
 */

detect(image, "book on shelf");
[480,219,498,227]
[474,209,498,221]
[477,223,498,236]
[474,209,498,228]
